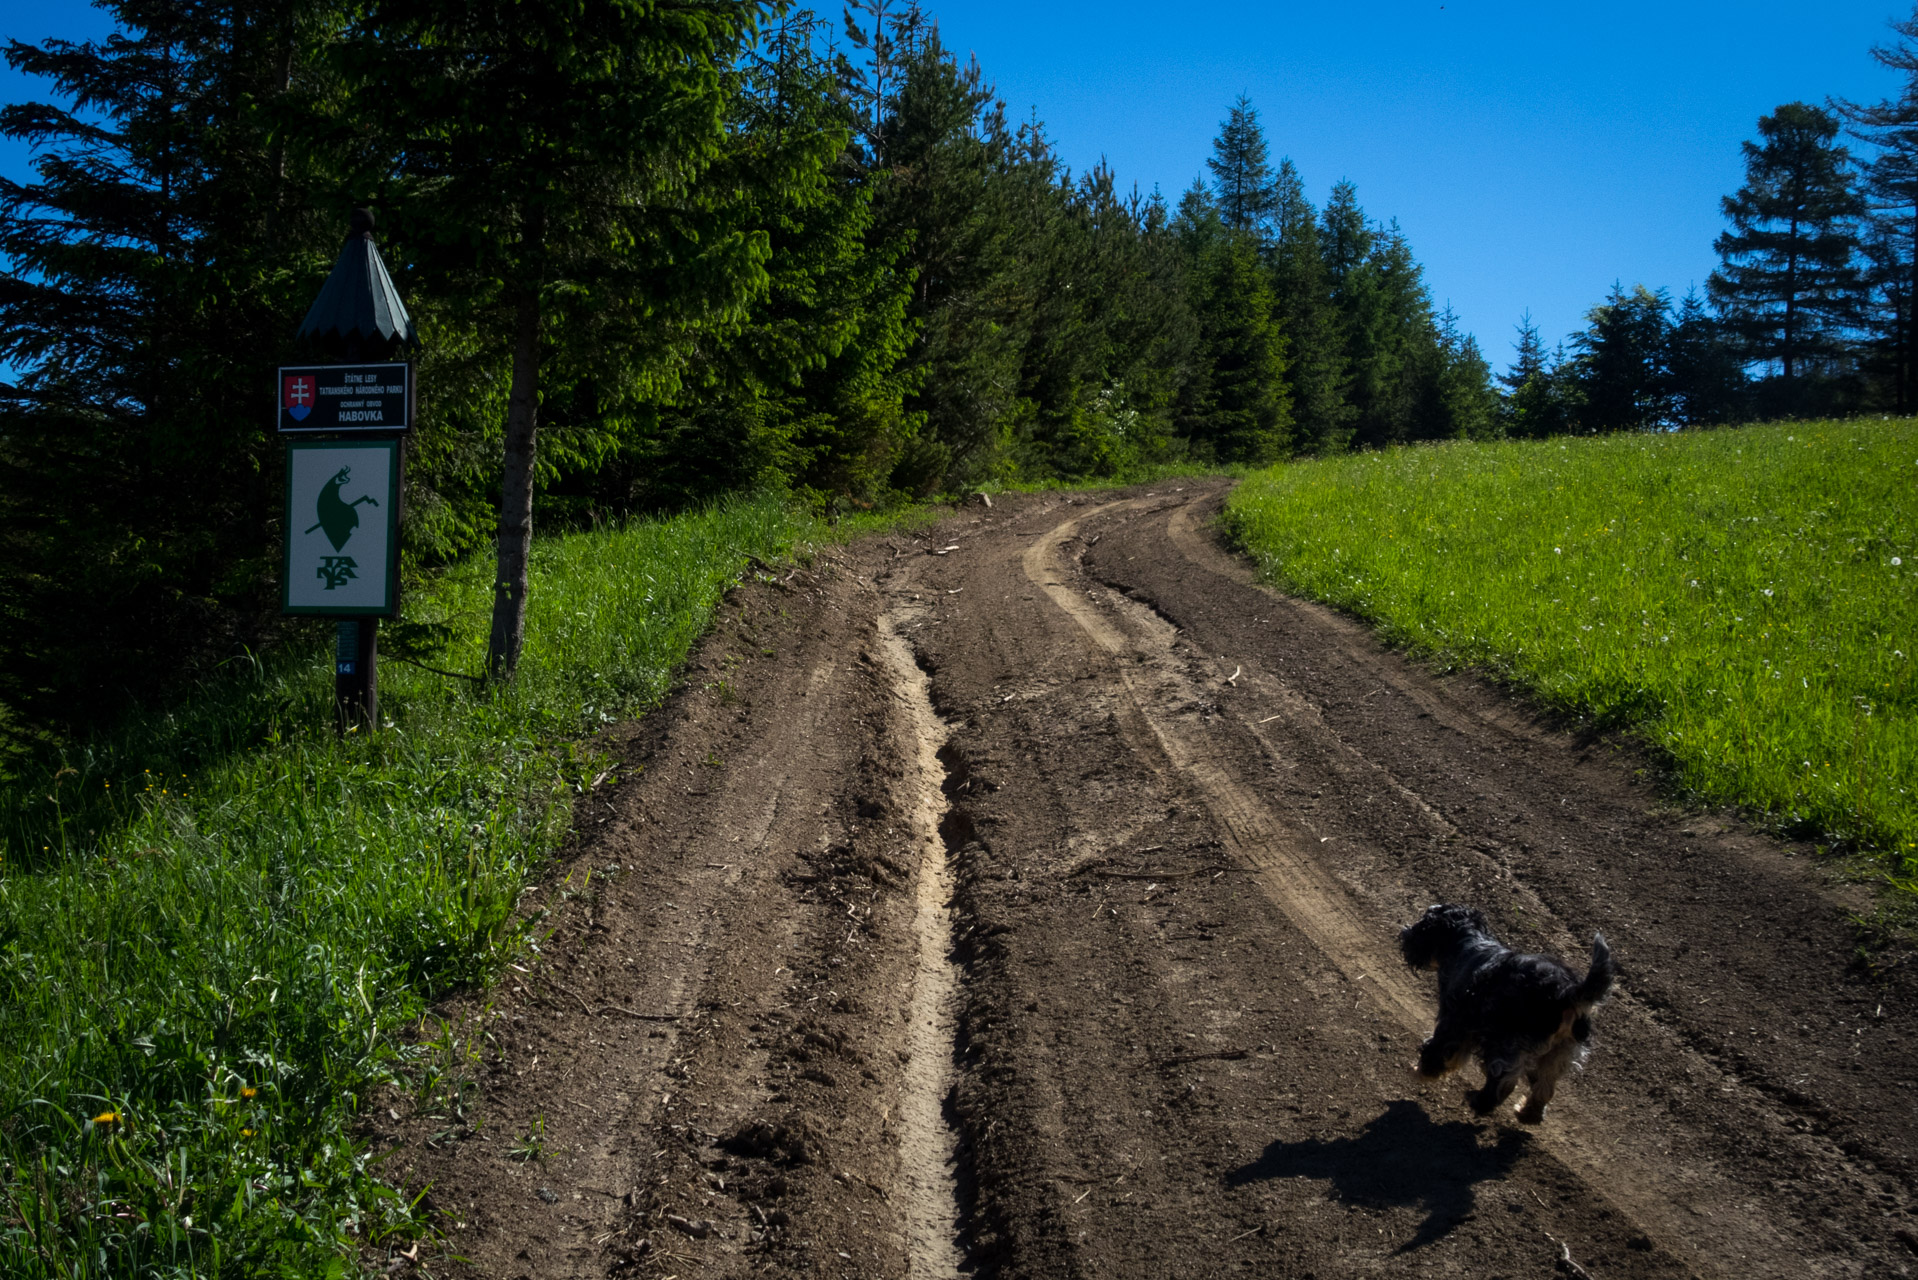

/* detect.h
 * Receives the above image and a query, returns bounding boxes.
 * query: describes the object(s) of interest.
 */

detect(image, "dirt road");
[378,481,1918,1279]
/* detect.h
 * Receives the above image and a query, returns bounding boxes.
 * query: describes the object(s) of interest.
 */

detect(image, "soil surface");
[371,481,1918,1280]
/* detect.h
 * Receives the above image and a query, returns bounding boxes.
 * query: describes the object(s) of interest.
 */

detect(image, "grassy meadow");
[0,494,821,1275]
[1224,420,1918,894]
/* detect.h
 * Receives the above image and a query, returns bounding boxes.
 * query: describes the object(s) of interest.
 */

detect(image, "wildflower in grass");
[93,1111,118,1125]
[241,1086,258,1100]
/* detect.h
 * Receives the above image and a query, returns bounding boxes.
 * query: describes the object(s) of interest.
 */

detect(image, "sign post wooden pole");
[280,208,415,734]
[336,618,377,730]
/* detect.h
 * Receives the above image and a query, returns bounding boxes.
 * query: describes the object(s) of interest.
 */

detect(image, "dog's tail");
[1570,931,1614,1041]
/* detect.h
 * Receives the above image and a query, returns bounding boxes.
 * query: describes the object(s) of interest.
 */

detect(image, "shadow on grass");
[1226,1099,1530,1252]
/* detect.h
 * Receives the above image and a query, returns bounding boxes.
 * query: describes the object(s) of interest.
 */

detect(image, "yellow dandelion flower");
[241,1128,254,1137]
[241,1087,257,1099]
[93,1111,119,1125]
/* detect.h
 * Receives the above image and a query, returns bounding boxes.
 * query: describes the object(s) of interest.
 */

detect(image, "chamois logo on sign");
[284,444,396,614]
[307,466,379,551]
[305,466,380,590]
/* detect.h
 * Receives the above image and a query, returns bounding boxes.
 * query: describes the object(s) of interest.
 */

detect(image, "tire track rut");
[1025,496,1824,1277]
[878,610,968,1278]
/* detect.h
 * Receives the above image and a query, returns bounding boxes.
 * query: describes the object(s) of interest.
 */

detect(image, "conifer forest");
[0,0,1911,747]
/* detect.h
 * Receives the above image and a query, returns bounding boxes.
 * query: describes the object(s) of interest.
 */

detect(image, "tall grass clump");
[0,493,815,1275]
[1225,420,1918,891]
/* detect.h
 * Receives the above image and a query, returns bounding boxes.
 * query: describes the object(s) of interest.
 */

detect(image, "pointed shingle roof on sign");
[297,209,414,350]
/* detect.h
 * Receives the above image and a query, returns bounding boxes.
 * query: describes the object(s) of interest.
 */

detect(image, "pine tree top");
[1206,94,1275,240]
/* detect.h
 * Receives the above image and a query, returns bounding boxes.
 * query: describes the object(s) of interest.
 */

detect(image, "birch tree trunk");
[488,290,541,682]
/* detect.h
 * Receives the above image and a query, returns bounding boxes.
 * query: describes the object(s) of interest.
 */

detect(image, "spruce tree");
[1500,313,1549,393]
[1498,314,1576,438]
[0,0,346,737]
[1708,102,1864,399]
[839,0,917,165]
[1319,180,1448,448]
[1269,159,1354,454]
[1319,179,1372,298]
[1855,215,1916,407]
[998,119,1097,479]
[1832,8,1918,410]
[1177,177,1220,238]
[1319,183,1388,442]
[1331,207,1434,448]
[861,14,1021,489]
[1665,289,1748,426]
[623,10,915,510]
[1431,306,1499,439]
[1570,283,1673,432]
[1110,184,1202,463]
[1327,218,1490,445]
[1177,222,1291,463]
[1207,94,1276,241]
[338,0,770,681]
[1016,166,1197,478]
[845,7,1206,491]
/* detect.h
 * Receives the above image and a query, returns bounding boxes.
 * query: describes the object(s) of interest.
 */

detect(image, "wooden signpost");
[281,209,414,732]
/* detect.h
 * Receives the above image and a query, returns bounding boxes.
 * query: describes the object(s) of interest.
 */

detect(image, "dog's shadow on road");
[1225,1098,1530,1252]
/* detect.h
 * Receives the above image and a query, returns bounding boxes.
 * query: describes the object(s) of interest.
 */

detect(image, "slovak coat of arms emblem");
[282,374,315,422]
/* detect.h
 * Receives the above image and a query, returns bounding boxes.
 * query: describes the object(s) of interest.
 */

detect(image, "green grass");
[1224,420,1918,893]
[0,493,823,1275]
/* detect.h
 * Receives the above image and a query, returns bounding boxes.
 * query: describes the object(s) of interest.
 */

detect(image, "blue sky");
[922,0,1909,367]
[1,1,1910,371]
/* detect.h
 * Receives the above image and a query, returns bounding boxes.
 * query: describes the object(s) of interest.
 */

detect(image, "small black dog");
[1399,904,1614,1124]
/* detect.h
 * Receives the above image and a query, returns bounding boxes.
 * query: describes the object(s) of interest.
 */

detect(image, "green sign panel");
[283,440,400,616]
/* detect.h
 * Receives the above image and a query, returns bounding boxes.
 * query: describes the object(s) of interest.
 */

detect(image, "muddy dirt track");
[374,481,1918,1280]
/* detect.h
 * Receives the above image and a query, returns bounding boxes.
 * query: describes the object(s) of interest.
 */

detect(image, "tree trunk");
[488,290,541,682]
[1783,218,1799,383]
[1906,211,1917,412]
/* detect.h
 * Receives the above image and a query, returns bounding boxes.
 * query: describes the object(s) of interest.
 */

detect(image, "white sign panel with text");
[282,440,400,615]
